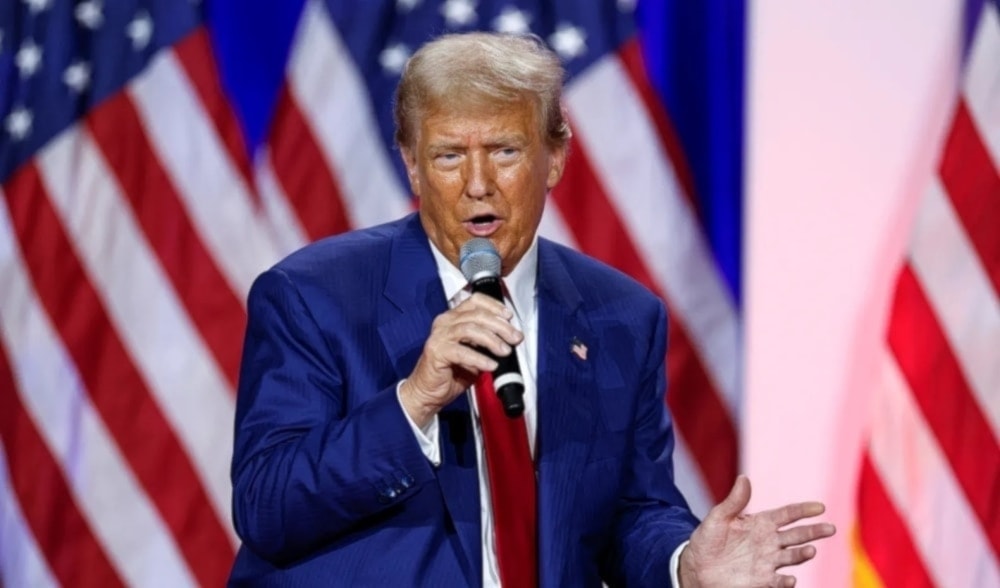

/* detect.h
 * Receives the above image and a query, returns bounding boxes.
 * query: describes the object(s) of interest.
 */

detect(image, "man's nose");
[464,152,495,198]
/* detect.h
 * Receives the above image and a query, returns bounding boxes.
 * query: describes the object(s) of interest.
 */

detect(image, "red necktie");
[474,370,538,588]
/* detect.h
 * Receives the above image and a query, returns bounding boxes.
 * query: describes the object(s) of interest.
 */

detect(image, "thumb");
[713,474,751,520]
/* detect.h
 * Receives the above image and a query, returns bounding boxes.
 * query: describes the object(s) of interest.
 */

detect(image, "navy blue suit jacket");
[228,213,698,586]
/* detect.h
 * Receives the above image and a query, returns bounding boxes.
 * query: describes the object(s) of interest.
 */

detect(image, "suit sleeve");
[601,300,701,586]
[230,269,438,565]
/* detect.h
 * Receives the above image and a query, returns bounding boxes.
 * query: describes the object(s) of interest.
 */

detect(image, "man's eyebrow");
[485,135,528,147]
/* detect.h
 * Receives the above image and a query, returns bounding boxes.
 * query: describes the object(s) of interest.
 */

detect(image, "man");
[229,32,834,586]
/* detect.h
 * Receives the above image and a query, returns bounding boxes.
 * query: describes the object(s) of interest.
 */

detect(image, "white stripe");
[910,178,1000,438]
[257,149,310,256]
[564,55,742,418]
[34,128,237,545]
[671,435,713,519]
[538,202,578,249]
[964,0,1000,169]
[0,445,58,588]
[0,194,197,586]
[871,351,1000,588]
[287,0,411,229]
[129,48,282,296]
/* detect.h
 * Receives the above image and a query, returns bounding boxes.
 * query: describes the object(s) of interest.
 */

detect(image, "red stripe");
[268,85,353,239]
[888,264,1000,556]
[172,28,260,208]
[617,39,700,214]
[857,454,936,587]
[85,89,246,389]
[938,99,1000,296]
[3,165,235,586]
[0,341,125,587]
[552,133,737,501]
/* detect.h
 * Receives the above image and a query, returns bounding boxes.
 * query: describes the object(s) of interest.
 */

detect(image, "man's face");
[401,99,566,275]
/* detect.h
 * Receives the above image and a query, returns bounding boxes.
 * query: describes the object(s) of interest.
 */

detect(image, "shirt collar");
[427,238,538,320]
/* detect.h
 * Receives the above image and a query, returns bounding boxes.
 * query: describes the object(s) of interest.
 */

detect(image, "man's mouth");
[463,214,502,237]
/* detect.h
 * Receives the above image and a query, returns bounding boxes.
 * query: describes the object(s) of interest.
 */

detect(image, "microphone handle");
[471,276,526,418]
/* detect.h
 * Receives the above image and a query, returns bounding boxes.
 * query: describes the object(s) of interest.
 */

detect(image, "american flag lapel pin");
[570,337,588,361]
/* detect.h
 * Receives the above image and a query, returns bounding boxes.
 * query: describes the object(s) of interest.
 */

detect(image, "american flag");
[854,0,1000,586]
[0,0,741,584]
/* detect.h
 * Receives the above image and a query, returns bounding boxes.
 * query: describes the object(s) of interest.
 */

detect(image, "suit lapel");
[534,241,598,584]
[376,214,481,584]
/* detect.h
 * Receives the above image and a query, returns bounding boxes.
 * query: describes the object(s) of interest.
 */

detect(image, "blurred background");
[0,0,996,586]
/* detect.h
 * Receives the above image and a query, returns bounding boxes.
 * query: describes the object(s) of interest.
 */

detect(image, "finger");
[775,544,817,569]
[711,474,751,520]
[767,501,827,527]
[457,292,513,319]
[778,522,837,547]
[774,574,796,587]
[445,341,499,373]
[448,321,518,357]
[442,308,524,347]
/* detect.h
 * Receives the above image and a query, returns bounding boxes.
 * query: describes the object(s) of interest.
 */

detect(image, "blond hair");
[393,32,571,149]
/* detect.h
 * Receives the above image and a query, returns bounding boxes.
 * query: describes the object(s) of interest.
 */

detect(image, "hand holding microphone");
[459,238,525,418]
[398,238,525,427]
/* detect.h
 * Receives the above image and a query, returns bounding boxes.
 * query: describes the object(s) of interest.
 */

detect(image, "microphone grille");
[459,238,501,282]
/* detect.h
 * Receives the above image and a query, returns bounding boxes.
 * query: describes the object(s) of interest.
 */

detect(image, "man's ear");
[546,143,568,190]
[400,146,421,197]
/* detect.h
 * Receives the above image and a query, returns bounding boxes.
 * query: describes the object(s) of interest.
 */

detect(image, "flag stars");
[379,43,411,74]
[5,107,33,141]
[75,1,104,30]
[23,0,52,14]
[15,39,43,78]
[64,61,92,93]
[492,7,531,34]
[549,24,587,60]
[397,0,421,11]
[127,11,154,50]
[441,0,477,28]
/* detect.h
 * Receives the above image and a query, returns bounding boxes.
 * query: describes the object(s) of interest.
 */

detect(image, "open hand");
[679,475,836,588]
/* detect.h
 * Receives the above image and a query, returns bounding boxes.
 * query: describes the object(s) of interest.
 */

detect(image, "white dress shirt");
[397,238,686,587]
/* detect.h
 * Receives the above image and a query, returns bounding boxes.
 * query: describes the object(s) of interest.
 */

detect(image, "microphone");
[459,238,525,418]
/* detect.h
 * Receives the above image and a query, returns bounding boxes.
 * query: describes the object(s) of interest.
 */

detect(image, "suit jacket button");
[400,474,414,488]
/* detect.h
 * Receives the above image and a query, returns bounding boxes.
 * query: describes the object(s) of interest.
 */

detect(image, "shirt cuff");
[396,380,441,466]
[669,540,690,588]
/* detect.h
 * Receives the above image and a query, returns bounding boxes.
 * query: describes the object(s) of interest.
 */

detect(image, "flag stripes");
[0,198,197,587]
[35,128,236,539]
[910,179,1000,438]
[129,48,281,298]
[267,86,352,242]
[283,0,414,229]
[887,267,1000,555]
[172,30,262,206]
[3,163,233,586]
[870,352,1000,587]
[939,102,1000,296]
[856,1,1000,583]
[0,444,59,588]
[0,347,125,588]
[85,90,246,389]
[857,457,935,588]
